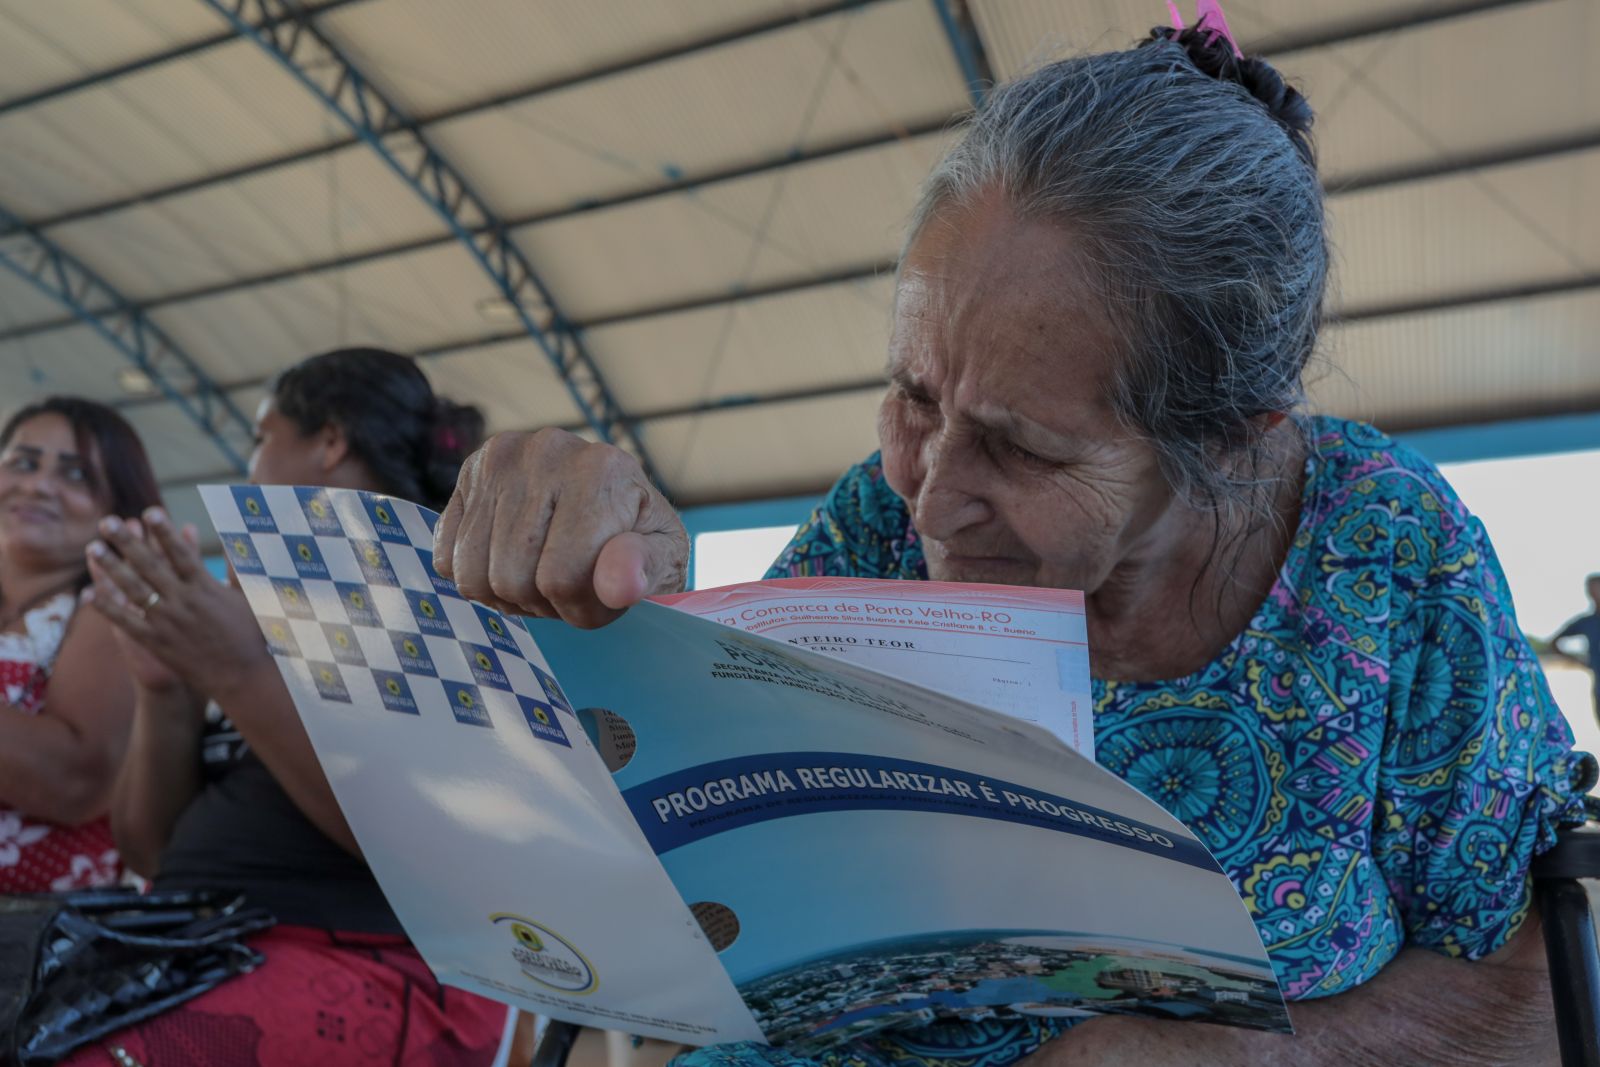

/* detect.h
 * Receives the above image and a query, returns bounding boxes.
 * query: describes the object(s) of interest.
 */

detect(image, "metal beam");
[1324,126,1600,195]
[930,0,994,109]
[0,0,373,118]
[1251,0,1548,56]
[0,203,253,470]
[578,262,897,331]
[1333,273,1600,324]
[197,0,665,490]
[33,0,895,234]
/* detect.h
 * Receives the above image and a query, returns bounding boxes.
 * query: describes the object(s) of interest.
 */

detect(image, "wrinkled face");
[0,413,112,570]
[878,191,1175,591]
[248,398,325,487]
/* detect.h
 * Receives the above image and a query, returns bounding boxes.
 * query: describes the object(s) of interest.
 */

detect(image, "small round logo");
[456,688,476,710]
[233,539,250,558]
[402,639,420,657]
[363,546,383,567]
[385,677,402,696]
[245,497,261,516]
[375,504,392,525]
[269,623,287,641]
[475,651,493,671]
[491,915,596,994]
[334,631,350,649]
[282,586,300,604]
[297,543,314,562]
[349,590,366,610]
[487,617,505,636]
[310,499,328,518]
[318,667,336,685]
[530,704,550,726]
[420,599,437,619]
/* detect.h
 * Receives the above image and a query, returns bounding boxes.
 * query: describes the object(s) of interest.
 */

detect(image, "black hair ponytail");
[270,348,485,511]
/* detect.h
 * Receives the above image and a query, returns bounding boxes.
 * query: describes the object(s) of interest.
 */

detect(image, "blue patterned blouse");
[675,417,1588,1067]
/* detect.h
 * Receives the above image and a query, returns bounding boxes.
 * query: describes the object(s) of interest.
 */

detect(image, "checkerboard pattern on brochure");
[210,484,573,746]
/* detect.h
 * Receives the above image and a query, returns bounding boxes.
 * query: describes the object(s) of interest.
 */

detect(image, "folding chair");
[1538,822,1600,1067]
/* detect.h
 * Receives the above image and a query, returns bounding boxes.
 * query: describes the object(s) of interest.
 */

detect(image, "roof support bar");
[930,0,994,109]
[198,0,666,491]
[0,202,253,471]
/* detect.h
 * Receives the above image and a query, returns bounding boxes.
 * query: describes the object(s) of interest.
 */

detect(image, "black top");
[1556,612,1600,678]
[153,704,402,934]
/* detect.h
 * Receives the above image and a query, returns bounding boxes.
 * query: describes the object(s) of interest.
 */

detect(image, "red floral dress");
[0,592,120,892]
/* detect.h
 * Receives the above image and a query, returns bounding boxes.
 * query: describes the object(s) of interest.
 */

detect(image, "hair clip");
[1167,0,1244,59]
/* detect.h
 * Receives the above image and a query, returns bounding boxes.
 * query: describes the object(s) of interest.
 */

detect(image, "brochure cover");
[200,485,1290,1050]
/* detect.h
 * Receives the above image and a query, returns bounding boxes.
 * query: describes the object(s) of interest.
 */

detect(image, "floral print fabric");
[676,417,1588,1067]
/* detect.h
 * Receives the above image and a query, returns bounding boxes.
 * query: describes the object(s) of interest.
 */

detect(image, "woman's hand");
[433,429,689,628]
[85,508,271,701]
[83,580,186,694]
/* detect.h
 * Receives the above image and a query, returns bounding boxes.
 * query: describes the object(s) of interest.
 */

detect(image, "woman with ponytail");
[73,349,506,1066]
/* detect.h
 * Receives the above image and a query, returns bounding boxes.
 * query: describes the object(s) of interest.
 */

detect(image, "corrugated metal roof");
[0,2,224,98]
[643,389,885,501]
[586,274,895,414]
[423,337,585,433]
[0,0,1594,514]
[0,40,343,217]
[318,0,840,118]
[424,0,965,219]
[149,241,501,382]
[971,0,1527,79]
[1328,146,1599,312]
[41,144,447,303]
[515,132,945,322]
[1316,288,1600,426]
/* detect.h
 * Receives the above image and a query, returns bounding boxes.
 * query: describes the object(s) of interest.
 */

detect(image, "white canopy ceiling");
[1,0,1596,538]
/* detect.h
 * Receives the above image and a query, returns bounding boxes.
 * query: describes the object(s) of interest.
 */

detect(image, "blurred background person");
[1550,573,1600,718]
[0,397,159,893]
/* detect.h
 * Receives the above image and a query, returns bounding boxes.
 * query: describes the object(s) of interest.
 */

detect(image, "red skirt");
[62,924,510,1067]
[0,812,119,893]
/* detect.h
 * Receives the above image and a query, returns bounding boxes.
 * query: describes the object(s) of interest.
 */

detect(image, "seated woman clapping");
[74,349,506,1067]
[0,398,160,893]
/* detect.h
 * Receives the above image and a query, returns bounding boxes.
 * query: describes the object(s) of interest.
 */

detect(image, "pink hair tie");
[1167,0,1244,60]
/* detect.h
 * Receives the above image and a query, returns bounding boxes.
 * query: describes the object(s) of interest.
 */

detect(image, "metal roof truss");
[198,0,666,491]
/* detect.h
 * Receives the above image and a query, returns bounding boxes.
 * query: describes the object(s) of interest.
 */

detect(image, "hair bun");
[421,398,486,508]
[1147,25,1316,168]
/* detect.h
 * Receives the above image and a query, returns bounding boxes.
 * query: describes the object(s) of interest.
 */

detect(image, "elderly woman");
[434,21,1586,1067]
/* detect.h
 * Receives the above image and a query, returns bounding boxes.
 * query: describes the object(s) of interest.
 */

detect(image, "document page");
[657,578,1093,757]
[533,604,1288,1049]
[200,485,763,1045]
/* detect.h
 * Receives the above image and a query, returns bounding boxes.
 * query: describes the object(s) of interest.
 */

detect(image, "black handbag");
[0,888,274,1066]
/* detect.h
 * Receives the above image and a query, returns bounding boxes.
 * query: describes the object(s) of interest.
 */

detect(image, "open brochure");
[201,485,1289,1050]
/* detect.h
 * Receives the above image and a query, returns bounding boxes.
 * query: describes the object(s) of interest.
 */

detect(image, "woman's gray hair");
[906,30,1326,509]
